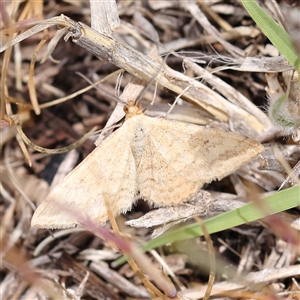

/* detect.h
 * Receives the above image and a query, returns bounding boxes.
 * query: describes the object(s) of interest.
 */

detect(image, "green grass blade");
[241,0,298,68]
[114,186,299,266]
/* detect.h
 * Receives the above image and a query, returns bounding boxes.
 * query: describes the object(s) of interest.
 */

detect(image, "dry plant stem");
[0,35,13,120]
[39,70,122,109]
[89,261,149,298]
[103,194,169,298]
[89,0,120,35]
[40,27,69,63]
[17,0,43,91]
[71,21,162,87]
[9,1,39,91]
[10,115,97,154]
[184,59,273,131]
[217,238,243,261]
[166,86,191,116]
[28,31,49,115]
[33,228,86,257]
[198,2,232,31]
[216,56,293,73]
[58,253,122,300]
[150,250,186,292]
[194,216,216,300]
[217,290,276,300]
[13,42,23,91]
[20,0,43,21]
[103,193,120,234]
[59,282,82,300]
[1,202,16,257]
[4,201,27,261]
[49,150,79,188]
[133,12,160,44]
[120,21,154,51]
[0,182,15,204]
[128,247,177,299]
[186,0,244,57]
[0,0,13,28]
[76,271,90,299]
[15,132,32,166]
[4,145,36,210]
[159,26,260,55]
[11,282,28,300]
[183,265,300,299]
[273,144,300,188]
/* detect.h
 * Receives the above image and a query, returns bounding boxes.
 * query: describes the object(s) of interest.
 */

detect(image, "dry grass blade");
[194,216,216,300]
[28,31,49,115]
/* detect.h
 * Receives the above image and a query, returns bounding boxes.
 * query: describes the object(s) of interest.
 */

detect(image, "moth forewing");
[31,120,138,228]
[136,115,264,205]
[31,101,264,229]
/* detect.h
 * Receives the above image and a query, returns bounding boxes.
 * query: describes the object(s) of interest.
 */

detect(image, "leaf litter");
[1,1,299,299]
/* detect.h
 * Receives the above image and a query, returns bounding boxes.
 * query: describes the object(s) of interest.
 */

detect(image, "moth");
[31,100,264,228]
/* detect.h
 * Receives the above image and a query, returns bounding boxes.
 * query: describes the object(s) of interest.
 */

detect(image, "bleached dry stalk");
[1,15,271,137]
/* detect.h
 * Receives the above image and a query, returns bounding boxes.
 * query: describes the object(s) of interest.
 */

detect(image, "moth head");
[124,100,143,120]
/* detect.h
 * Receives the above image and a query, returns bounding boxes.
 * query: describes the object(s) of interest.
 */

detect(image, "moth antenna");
[134,52,171,107]
[139,52,173,113]
[166,85,192,117]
